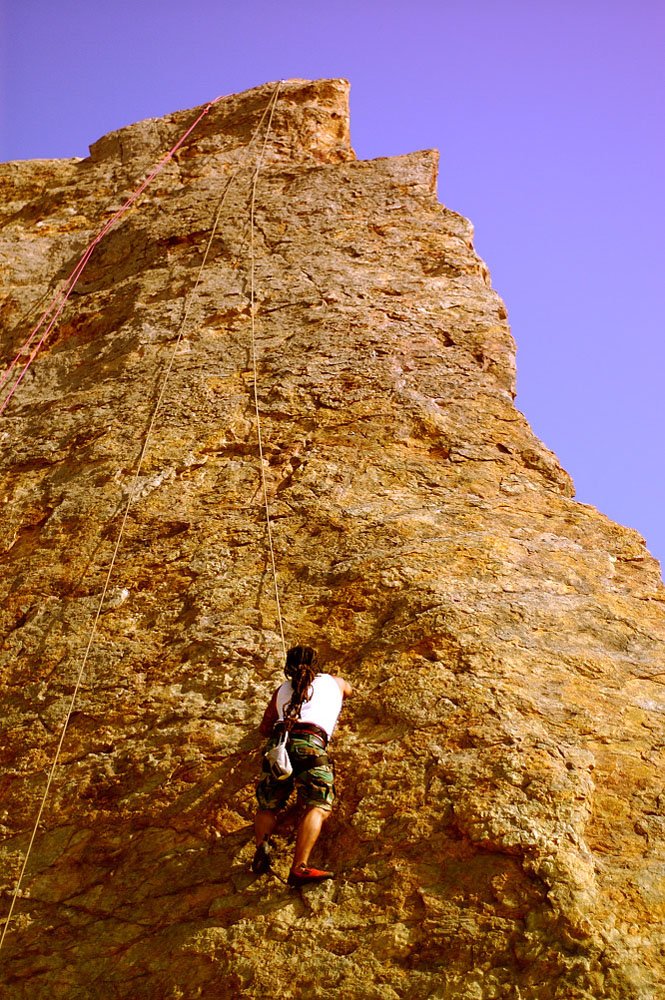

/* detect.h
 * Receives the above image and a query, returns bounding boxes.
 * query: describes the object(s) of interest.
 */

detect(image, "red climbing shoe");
[287,864,334,887]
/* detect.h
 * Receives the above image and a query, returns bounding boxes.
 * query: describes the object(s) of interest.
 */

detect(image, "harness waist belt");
[275,721,328,747]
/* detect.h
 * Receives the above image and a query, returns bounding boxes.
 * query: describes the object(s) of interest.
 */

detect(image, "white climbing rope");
[247,81,287,660]
[0,82,284,951]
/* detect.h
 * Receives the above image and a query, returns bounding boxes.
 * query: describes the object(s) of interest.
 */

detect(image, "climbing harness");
[263,723,330,780]
[0,82,286,950]
[263,718,331,782]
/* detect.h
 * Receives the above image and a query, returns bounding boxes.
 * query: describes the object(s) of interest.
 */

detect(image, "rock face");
[1,79,665,1000]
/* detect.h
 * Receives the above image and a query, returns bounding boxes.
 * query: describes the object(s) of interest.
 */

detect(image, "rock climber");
[252,644,352,886]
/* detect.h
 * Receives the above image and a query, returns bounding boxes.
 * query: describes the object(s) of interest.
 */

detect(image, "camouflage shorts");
[256,734,335,812]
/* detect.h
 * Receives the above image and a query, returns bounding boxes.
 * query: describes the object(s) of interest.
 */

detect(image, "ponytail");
[283,645,318,721]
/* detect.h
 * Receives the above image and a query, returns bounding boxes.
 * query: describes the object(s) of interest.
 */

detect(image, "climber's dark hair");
[283,645,318,721]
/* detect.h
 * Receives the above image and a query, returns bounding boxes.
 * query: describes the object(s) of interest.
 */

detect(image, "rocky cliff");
[1,79,664,1000]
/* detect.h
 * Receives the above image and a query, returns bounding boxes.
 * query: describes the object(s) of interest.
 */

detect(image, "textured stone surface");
[1,79,664,999]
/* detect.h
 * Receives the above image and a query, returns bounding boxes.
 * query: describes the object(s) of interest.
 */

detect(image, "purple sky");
[2,1,664,570]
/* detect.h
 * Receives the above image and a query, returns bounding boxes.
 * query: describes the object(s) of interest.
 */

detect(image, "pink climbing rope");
[0,95,224,416]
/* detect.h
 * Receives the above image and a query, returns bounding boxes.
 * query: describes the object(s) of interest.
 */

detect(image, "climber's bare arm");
[259,690,279,737]
[334,676,353,698]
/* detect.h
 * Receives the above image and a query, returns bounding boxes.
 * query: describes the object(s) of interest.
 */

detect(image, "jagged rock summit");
[1,79,665,1000]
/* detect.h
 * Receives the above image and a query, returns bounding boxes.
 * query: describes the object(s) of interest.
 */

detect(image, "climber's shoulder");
[332,675,352,698]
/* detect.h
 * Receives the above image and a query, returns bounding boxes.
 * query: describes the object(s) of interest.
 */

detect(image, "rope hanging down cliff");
[0,82,284,951]
[0,96,228,416]
[248,85,287,660]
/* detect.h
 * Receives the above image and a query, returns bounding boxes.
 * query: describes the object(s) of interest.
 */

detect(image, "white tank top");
[275,674,343,740]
